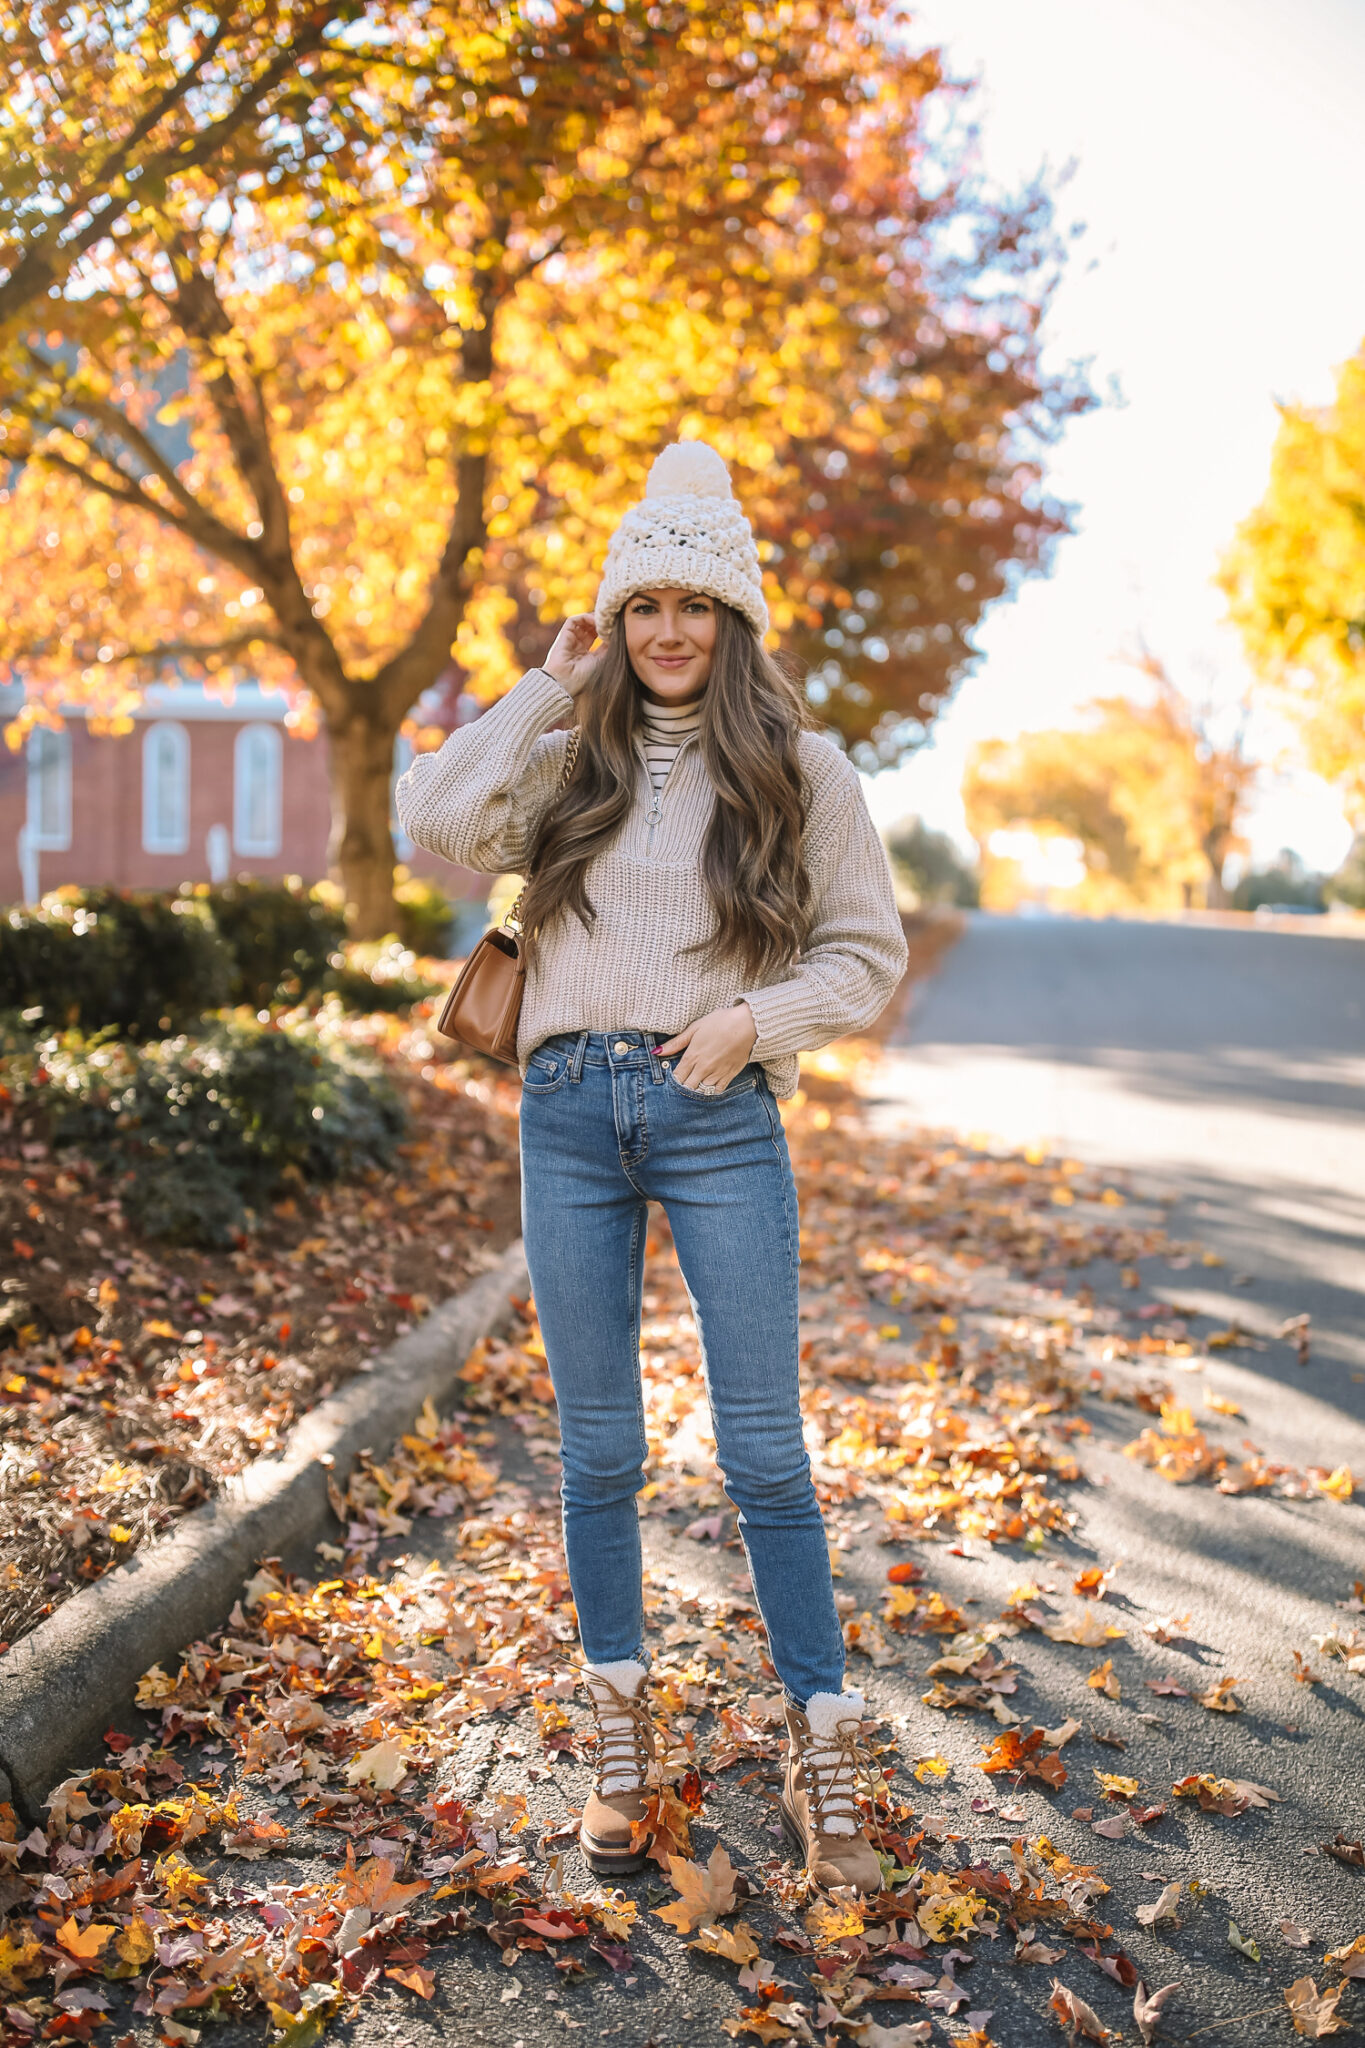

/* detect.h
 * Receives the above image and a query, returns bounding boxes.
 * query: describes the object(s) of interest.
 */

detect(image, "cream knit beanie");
[593,441,769,640]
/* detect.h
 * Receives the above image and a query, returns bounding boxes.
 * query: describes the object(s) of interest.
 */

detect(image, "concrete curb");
[0,1240,529,1818]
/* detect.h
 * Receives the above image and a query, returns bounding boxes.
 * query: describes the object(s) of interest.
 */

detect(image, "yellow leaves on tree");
[963,654,1256,914]
[1220,340,1365,827]
[0,0,339,328]
[0,0,1087,936]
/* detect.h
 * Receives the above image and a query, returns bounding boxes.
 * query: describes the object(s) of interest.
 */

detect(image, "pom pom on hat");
[594,438,769,639]
[644,440,735,500]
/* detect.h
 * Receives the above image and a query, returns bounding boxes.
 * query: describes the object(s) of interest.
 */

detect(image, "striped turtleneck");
[639,693,703,800]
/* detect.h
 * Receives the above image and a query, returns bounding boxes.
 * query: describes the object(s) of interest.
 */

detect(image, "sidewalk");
[3,1041,1362,2047]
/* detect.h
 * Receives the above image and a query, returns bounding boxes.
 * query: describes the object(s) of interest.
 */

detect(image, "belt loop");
[646,1033,665,1084]
[570,1030,589,1082]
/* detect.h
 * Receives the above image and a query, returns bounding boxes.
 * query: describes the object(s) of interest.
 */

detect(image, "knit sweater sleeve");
[737,744,909,1061]
[393,667,576,874]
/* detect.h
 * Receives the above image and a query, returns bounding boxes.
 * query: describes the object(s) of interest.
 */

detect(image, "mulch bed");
[0,1006,523,1651]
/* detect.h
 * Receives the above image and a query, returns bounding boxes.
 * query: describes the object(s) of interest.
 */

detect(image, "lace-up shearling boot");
[781,1689,883,1893]
[579,1660,658,1875]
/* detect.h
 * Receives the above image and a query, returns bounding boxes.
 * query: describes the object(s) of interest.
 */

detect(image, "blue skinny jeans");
[518,1028,847,1706]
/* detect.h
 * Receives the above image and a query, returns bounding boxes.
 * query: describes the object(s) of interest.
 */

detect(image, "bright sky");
[861,0,1365,875]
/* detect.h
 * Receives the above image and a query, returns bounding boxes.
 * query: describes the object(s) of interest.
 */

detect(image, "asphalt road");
[876,912,1365,1432]
[159,916,1365,2048]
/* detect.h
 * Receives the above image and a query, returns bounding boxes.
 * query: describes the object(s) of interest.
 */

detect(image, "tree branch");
[372,279,500,721]
[23,347,233,540]
[93,630,282,669]
[0,10,337,326]
[32,444,205,540]
[33,434,258,578]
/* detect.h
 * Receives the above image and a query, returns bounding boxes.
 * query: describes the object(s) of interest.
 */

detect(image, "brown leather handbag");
[435,728,580,1063]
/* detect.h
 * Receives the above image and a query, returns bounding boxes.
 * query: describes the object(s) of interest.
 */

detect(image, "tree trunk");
[327,705,403,941]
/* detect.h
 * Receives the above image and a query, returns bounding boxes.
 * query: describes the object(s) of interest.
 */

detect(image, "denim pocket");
[665,1063,759,1103]
[522,1048,569,1093]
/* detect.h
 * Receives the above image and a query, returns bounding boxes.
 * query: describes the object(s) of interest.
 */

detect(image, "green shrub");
[885,817,981,908]
[0,887,231,1037]
[325,939,444,1013]
[194,877,346,1007]
[9,1017,405,1245]
[1326,837,1365,910]
[393,869,455,957]
[1231,852,1326,912]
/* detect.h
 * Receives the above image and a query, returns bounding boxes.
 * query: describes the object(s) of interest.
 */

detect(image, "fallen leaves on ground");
[1172,1774,1256,1816]
[978,1727,1068,1789]
[1132,1979,1180,2045]
[1195,1673,1243,1713]
[0,1002,521,1646]
[1311,1627,1365,1674]
[1135,1882,1182,1928]
[1324,1935,1365,1980]
[1086,1658,1121,1701]
[1048,1977,1114,2041]
[1285,1977,1350,2037]
[1,1034,1356,2044]
[1228,1920,1262,1961]
[654,1844,740,1933]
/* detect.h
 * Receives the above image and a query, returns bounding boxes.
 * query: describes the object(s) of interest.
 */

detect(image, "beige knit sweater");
[395,667,909,1098]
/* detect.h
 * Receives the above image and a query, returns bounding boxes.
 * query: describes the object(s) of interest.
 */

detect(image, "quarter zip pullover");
[395,667,909,1099]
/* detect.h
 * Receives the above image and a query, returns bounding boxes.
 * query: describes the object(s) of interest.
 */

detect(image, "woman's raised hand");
[543,614,603,698]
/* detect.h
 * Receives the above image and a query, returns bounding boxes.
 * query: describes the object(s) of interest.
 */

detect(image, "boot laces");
[804,1713,869,1838]
[584,1674,654,1798]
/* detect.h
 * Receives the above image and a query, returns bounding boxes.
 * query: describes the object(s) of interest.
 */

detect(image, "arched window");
[26,727,72,851]
[142,721,190,854]
[233,722,283,857]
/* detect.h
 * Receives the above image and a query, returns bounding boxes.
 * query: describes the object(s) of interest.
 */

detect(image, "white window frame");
[26,726,72,851]
[232,721,283,857]
[142,720,190,855]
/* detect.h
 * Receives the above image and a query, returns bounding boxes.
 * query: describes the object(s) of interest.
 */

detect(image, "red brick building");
[0,679,488,939]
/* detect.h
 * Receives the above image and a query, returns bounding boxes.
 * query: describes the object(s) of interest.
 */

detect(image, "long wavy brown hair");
[518,600,817,978]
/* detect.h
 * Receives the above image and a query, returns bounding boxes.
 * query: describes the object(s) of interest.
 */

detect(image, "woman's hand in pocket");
[656,1003,757,1092]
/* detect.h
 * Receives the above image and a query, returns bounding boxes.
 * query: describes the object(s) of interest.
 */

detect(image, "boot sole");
[579,1828,651,1876]
[778,1796,807,1860]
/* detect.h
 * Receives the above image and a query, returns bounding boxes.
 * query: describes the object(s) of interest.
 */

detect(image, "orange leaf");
[55,1917,117,1961]
[653,1844,739,1934]
[385,1963,436,1998]
[330,1843,429,1913]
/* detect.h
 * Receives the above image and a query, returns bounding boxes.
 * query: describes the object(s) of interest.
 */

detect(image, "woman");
[397,441,908,1892]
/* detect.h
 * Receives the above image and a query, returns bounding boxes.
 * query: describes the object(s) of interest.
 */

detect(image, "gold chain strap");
[504,726,580,934]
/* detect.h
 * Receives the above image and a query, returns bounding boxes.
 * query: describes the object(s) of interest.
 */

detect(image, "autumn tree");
[1,0,1085,935]
[962,653,1256,912]
[0,0,353,328]
[1219,340,1365,826]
